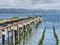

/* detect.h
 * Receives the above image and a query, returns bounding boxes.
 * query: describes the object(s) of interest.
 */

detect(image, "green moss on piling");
[38,27,46,45]
[53,26,59,45]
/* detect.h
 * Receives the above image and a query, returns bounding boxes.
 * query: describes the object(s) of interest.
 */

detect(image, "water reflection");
[17,21,60,45]
[12,22,43,45]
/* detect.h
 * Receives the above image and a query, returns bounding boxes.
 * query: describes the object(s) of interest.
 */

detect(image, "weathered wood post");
[18,24,23,38]
[12,30,17,45]
[17,24,20,43]
[11,29,13,44]
[18,26,23,45]
[7,28,10,45]
[38,27,46,45]
[27,21,30,31]
[28,22,32,32]
[22,25,26,45]
[20,22,27,45]
[14,25,18,45]
[13,24,19,44]
[22,22,26,36]
[2,30,5,45]
[53,26,58,45]
[27,24,29,32]
[26,25,28,32]
[33,19,37,26]
[12,30,15,45]
[29,21,33,31]
[23,25,25,37]
[18,24,25,45]
[11,25,17,45]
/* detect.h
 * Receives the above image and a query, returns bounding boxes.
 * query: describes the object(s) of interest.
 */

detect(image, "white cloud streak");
[0,0,60,10]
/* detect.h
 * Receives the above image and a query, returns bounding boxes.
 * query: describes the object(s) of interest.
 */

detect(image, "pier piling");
[7,28,10,45]
[2,30,5,45]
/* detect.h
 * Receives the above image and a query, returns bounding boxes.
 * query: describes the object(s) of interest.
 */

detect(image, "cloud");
[0,0,60,10]
[31,0,60,4]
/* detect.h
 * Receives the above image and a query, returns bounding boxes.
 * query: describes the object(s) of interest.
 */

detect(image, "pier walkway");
[0,16,41,45]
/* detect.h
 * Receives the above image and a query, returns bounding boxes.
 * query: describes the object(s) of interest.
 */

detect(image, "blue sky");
[0,0,60,10]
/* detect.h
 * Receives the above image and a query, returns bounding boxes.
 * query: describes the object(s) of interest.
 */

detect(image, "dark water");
[0,14,60,45]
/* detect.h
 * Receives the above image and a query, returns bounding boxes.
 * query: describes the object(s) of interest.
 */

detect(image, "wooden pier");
[0,16,41,45]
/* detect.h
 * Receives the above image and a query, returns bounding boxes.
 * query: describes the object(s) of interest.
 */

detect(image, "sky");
[0,0,60,10]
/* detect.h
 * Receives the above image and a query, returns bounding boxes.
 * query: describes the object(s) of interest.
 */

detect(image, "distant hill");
[0,8,60,14]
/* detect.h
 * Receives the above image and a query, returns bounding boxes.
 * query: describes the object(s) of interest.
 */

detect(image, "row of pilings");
[38,26,59,45]
[0,16,41,45]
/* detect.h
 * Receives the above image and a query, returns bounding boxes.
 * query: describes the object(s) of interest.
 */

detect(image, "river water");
[0,14,60,45]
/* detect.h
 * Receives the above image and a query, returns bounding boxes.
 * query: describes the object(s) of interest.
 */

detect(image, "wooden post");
[27,23,31,32]
[19,27,21,34]
[15,30,18,44]
[23,25,26,36]
[25,25,27,32]
[18,27,23,45]
[23,25,25,30]
[2,30,5,45]
[7,28,9,45]
[11,25,18,45]
[10,27,12,44]
[27,24,30,31]
[17,24,19,43]
[11,30,15,45]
